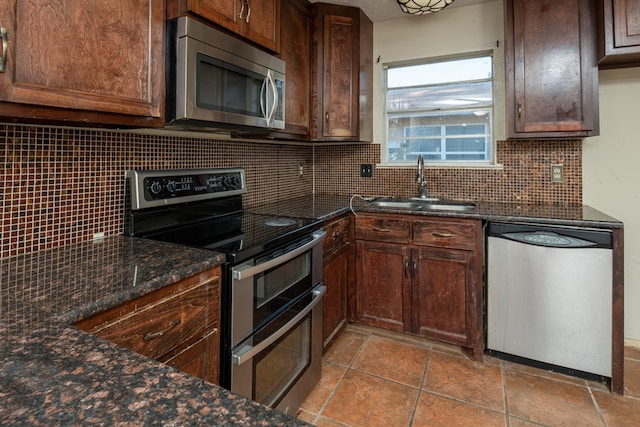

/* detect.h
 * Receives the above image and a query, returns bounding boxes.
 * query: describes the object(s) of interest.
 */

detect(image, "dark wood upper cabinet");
[167,0,281,52]
[597,0,640,68]
[0,0,164,128]
[269,0,310,139]
[309,3,373,142]
[505,0,599,139]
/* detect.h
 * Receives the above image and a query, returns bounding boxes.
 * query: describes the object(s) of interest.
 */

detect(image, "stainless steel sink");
[368,200,423,209]
[422,202,476,212]
[367,197,475,212]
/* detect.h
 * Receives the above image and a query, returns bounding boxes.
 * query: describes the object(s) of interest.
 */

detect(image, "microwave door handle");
[232,230,326,280]
[266,70,278,126]
[232,285,326,365]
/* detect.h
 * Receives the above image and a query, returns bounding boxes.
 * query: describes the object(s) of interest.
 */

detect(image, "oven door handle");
[232,230,326,280]
[232,284,326,366]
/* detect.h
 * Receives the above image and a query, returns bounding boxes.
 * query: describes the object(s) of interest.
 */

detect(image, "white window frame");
[381,51,498,167]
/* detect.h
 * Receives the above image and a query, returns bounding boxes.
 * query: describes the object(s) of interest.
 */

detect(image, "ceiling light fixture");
[397,0,455,15]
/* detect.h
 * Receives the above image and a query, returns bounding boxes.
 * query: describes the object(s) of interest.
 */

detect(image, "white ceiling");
[308,0,492,23]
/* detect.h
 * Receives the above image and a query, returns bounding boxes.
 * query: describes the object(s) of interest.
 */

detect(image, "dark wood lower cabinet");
[355,214,483,359]
[322,214,352,350]
[356,241,410,333]
[75,267,221,384]
[414,247,474,345]
[161,328,219,385]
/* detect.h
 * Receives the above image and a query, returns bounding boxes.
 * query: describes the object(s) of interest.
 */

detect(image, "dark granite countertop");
[0,235,309,426]
[251,194,623,229]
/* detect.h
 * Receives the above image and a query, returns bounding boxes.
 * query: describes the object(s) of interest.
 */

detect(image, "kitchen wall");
[584,67,640,341]
[314,140,582,204]
[0,125,312,258]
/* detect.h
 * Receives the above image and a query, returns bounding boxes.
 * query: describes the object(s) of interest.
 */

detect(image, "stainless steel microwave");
[166,17,285,131]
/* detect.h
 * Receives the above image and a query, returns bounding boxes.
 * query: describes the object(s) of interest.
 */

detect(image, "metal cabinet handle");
[325,110,329,125]
[517,101,522,120]
[239,0,245,20]
[372,227,390,232]
[432,232,454,238]
[144,320,180,341]
[233,285,326,365]
[412,260,417,279]
[0,27,7,73]
[245,0,251,23]
[404,260,409,278]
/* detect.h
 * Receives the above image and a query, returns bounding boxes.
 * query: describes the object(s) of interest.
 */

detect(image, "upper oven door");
[172,19,285,130]
[231,230,325,346]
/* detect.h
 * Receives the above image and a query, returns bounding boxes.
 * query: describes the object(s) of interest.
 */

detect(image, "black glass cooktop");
[128,197,320,264]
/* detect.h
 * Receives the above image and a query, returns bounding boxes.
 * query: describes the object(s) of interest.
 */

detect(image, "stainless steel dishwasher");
[487,222,613,377]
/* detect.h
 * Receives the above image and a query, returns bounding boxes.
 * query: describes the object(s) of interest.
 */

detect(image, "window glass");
[384,53,494,165]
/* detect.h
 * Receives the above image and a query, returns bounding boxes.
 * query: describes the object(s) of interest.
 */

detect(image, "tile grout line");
[502,361,512,427]
[407,350,432,427]
[587,386,608,427]
[312,332,373,426]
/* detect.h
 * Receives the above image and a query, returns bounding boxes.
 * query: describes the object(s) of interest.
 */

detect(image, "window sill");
[376,162,504,170]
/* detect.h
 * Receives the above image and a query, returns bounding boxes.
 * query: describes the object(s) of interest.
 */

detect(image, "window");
[384,53,494,165]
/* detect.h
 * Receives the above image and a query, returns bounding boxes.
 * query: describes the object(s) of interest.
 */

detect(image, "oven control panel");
[126,168,246,210]
[144,171,243,200]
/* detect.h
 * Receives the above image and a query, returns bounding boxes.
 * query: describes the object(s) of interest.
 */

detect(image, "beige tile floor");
[297,324,640,427]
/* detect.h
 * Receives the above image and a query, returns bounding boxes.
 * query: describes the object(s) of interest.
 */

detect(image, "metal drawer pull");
[372,227,391,232]
[233,285,326,365]
[239,1,245,19]
[245,0,251,23]
[233,230,326,280]
[432,232,454,238]
[0,27,7,73]
[404,260,409,278]
[144,320,180,341]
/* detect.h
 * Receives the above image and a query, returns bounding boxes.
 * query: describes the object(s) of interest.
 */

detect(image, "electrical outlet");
[360,163,373,178]
[551,164,564,183]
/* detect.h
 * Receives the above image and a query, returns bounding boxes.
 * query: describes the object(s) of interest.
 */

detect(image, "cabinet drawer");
[160,327,220,385]
[76,271,220,360]
[356,216,410,243]
[413,219,478,251]
[324,215,350,254]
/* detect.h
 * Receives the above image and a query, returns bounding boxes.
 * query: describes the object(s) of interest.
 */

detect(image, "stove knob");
[166,180,176,193]
[149,181,162,194]
[229,174,240,188]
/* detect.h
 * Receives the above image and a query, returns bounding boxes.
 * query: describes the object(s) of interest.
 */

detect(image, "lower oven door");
[231,284,325,415]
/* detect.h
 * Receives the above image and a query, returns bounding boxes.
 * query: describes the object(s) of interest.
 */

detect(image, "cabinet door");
[181,0,279,52]
[0,0,164,126]
[598,0,640,67]
[241,0,280,52]
[506,0,598,138]
[612,0,640,47]
[184,0,238,32]
[356,241,411,332]
[274,0,310,138]
[413,247,470,345]
[323,245,349,348]
[321,13,358,139]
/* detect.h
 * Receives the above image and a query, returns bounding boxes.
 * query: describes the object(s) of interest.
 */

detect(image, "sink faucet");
[416,154,428,199]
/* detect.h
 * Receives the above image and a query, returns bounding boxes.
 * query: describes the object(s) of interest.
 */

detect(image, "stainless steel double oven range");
[125,168,325,415]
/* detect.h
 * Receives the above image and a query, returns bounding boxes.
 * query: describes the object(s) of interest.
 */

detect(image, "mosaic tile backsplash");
[2,124,581,258]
